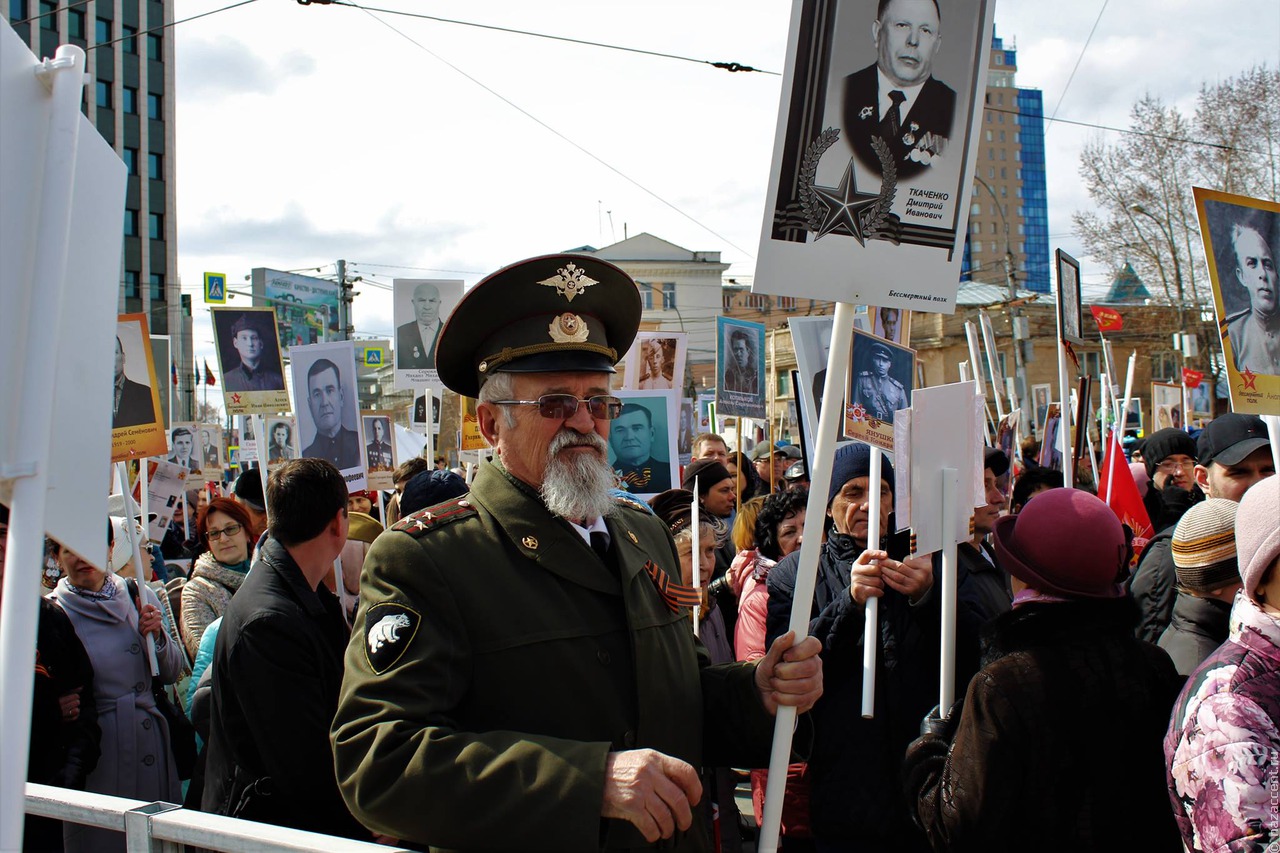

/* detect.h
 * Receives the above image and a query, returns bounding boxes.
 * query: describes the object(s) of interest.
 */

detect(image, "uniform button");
[142,755,155,767]
[142,719,152,730]
[129,643,140,654]
[596,650,611,665]
[623,731,636,748]
[134,682,145,693]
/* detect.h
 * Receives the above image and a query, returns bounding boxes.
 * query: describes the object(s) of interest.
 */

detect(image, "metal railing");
[24,783,410,853]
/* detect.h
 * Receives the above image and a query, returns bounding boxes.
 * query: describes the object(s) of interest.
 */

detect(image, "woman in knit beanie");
[1165,477,1280,852]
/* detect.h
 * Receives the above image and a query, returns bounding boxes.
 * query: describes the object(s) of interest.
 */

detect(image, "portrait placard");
[197,424,224,481]
[790,316,849,461]
[288,341,368,491]
[131,458,188,542]
[1031,383,1052,435]
[1056,250,1084,346]
[907,380,985,555]
[459,396,487,451]
[1037,404,1063,471]
[1151,382,1185,432]
[252,267,340,354]
[237,415,258,460]
[265,417,299,465]
[716,316,767,418]
[755,0,997,312]
[845,329,916,451]
[393,278,465,389]
[1189,380,1214,424]
[1193,188,1280,415]
[412,388,441,435]
[677,397,695,464]
[112,313,167,462]
[622,331,688,392]
[361,411,397,490]
[211,307,290,415]
[867,305,912,346]
[608,390,680,500]
[165,423,203,478]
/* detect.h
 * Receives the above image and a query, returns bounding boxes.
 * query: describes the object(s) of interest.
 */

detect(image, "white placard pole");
[939,467,958,714]
[692,476,701,638]
[1055,337,1074,489]
[139,461,150,540]
[1108,353,1137,506]
[254,414,272,532]
[979,312,1006,422]
[424,388,436,462]
[116,462,159,676]
[861,448,881,719]
[757,302,856,853]
[0,45,88,853]
[1006,377,1021,446]
[181,489,190,541]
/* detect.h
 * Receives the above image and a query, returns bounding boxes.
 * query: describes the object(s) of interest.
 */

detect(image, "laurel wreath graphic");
[798,127,841,232]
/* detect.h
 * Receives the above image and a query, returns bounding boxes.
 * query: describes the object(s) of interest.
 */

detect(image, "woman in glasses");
[180,498,255,662]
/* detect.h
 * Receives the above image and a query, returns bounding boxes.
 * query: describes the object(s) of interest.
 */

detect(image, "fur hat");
[992,489,1128,599]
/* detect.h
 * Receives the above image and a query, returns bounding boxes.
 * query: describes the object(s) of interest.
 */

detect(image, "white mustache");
[549,430,607,456]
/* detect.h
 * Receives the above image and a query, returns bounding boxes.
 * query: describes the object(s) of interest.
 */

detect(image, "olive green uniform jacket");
[332,461,775,852]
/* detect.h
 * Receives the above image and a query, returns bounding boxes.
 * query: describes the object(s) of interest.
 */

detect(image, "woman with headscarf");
[902,488,1183,850]
[1166,478,1280,852]
[49,522,187,853]
[180,497,255,661]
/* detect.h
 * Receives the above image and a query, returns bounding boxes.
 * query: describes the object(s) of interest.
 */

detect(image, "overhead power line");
[307,0,779,76]
[1046,0,1110,127]
[85,0,260,53]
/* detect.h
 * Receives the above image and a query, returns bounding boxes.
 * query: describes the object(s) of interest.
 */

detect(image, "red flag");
[204,359,216,386]
[1090,305,1123,332]
[1097,430,1153,560]
[1182,367,1205,388]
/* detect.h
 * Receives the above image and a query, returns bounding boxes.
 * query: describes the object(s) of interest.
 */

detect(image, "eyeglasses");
[1156,459,1195,474]
[206,523,243,542]
[492,394,623,420]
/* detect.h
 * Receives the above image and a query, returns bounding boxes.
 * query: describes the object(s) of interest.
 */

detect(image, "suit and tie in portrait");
[396,282,443,370]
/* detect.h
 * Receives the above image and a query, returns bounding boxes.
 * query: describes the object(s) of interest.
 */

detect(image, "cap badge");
[549,312,590,344]
[538,263,599,302]
[522,535,539,549]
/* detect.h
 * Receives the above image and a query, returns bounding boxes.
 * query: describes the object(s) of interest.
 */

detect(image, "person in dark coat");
[1130,427,1203,642]
[202,459,371,841]
[903,489,1183,852]
[1158,498,1241,676]
[766,442,935,852]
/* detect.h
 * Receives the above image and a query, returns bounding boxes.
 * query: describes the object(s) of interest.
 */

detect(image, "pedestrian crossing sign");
[364,347,385,366]
[204,273,227,304]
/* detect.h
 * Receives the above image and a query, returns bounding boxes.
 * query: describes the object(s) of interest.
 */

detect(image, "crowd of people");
[8,251,1280,853]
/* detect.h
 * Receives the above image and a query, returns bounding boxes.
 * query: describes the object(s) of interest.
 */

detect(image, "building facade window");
[95,16,110,41]
[148,152,162,179]
[124,270,139,299]
[121,24,137,53]
[38,0,55,29]
[661,282,676,310]
[147,93,161,119]
[68,8,84,38]
[10,0,29,21]
[123,209,138,236]
[95,80,111,108]
[148,213,163,239]
[149,274,165,301]
[147,32,161,60]
[122,86,138,114]
[122,147,138,174]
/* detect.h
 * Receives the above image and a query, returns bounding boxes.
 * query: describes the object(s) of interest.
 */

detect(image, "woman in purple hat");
[1165,477,1280,852]
[902,488,1183,851]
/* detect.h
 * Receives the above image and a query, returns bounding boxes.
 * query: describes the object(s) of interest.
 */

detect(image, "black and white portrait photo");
[289,341,368,489]
[756,0,996,311]
[266,417,298,465]
[393,278,464,388]
[608,391,679,500]
[870,305,911,345]
[363,414,395,473]
[111,313,167,460]
[210,306,289,415]
[846,329,916,451]
[198,424,224,480]
[167,424,200,473]
[412,389,442,434]
[716,317,766,419]
[1056,250,1084,345]
[622,331,688,392]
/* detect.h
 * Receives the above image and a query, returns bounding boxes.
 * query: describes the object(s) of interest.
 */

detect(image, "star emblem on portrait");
[537,263,598,302]
[811,158,879,245]
[1240,367,1258,391]
[231,393,242,404]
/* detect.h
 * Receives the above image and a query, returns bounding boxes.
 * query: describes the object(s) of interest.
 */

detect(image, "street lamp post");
[973,175,1028,421]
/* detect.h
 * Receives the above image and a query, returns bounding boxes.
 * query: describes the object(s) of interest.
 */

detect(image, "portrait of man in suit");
[396,282,443,370]
[112,336,156,430]
[168,427,198,471]
[842,0,956,182]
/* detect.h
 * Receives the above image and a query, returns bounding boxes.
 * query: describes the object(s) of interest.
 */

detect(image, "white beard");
[541,431,618,522]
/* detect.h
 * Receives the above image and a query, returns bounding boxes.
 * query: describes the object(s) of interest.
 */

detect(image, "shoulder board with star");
[611,491,656,515]
[390,497,477,536]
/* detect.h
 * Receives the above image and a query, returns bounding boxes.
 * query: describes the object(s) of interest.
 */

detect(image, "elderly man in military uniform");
[854,341,909,422]
[332,254,823,851]
[1224,220,1280,376]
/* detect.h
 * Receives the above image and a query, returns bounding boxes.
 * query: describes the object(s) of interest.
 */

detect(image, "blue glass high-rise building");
[962,28,1050,293]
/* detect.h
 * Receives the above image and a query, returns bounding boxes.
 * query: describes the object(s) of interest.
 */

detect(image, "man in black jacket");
[766,442,935,852]
[203,459,373,841]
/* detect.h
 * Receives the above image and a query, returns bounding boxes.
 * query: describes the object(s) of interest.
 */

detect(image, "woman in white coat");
[49,519,186,852]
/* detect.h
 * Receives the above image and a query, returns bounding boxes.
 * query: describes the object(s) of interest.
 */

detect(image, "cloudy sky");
[173,0,1279,367]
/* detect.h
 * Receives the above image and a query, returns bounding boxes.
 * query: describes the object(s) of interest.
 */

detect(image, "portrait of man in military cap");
[850,330,914,422]
[214,309,286,392]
